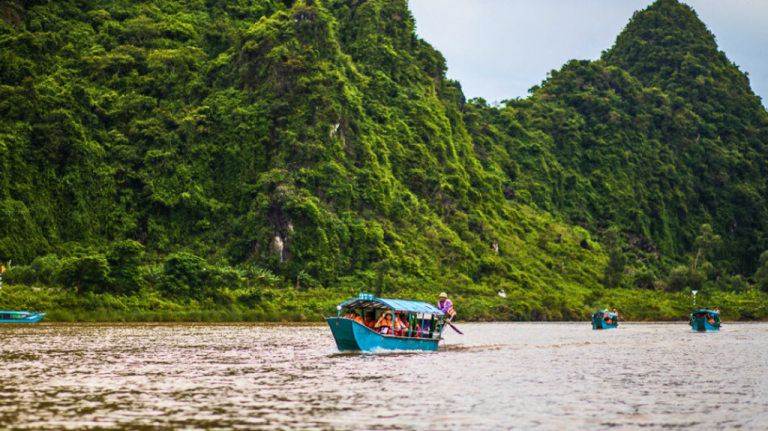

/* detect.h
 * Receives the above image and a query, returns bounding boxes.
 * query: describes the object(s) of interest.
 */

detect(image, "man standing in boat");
[437,292,456,321]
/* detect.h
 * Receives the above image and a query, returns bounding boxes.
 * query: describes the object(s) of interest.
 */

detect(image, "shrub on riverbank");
[3,281,766,323]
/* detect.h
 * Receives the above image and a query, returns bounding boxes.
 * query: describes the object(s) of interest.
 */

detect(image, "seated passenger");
[400,314,411,336]
[343,310,357,322]
[393,312,405,336]
[365,312,376,328]
[349,310,365,325]
[375,312,394,335]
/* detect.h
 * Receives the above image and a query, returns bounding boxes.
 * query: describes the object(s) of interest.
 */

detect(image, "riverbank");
[1,284,766,323]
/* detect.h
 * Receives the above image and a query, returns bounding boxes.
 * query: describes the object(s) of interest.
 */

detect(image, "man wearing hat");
[437,292,456,320]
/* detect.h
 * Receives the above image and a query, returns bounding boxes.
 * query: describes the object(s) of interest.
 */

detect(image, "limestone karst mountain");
[0,0,766,320]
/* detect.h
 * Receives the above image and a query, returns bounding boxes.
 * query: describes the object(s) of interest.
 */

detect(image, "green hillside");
[0,0,766,321]
[473,0,768,284]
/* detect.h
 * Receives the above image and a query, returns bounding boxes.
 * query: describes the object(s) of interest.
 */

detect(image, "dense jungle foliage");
[1,0,767,321]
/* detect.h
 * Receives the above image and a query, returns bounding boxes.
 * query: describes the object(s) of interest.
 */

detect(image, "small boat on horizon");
[0,311,46,323]
[591,310,618,330]
[690,309,720,331]
[326,294,446,352]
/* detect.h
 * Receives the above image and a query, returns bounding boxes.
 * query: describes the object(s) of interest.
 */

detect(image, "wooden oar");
[445,318,463,335]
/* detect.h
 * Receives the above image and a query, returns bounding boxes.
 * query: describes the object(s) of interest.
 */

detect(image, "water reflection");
[1,322,767,430]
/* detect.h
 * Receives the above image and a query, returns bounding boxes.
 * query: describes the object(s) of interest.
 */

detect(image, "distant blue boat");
[591,310,618,329]
[0,311,46,323]
[690,309,720,331]
[326,294,445,352]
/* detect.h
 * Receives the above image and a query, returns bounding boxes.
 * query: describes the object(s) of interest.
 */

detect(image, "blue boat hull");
[326,317,440,352]
[0,313,46,323]
[592,319,617,330]
[691,317,720,332]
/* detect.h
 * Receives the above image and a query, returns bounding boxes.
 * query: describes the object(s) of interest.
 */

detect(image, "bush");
[159,252,207,300]
[57,255,111,294]
[666,265,689,292]
[3,265,37,286]
[755,250,768,293]
[634,267,656,290]
[30,254,62,286]
[715,274,749,293]
[107,240,146,295]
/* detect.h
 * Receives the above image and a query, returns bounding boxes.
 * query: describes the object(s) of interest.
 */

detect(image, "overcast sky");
[409,0,768,105]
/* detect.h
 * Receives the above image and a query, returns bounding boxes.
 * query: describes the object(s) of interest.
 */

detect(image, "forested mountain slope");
[0,0,766,321]
[0,0,611,320]
[474,0,768,276]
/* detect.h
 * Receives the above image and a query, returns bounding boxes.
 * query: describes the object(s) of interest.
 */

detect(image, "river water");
[1,322,766,430]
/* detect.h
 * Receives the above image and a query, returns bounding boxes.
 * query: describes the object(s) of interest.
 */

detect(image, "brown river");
[1,322,767,430]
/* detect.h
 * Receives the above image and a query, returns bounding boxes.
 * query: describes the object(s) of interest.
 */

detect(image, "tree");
[58,255,111,294]
[634,267,656,290]
[124,15,160,44]
[754,250,768,293]
[159,252,207,299]
[602,228,626,289]
[294,269,309,291]
[107,240,146,295]
[666,265,689,293]
[30,254,62,286]
[693,224,722,271]
[372,259,392,297]
[688,265,707,292]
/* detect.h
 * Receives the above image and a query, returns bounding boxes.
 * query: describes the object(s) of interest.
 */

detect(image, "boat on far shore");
[690,309,720,331]
[591,310,618,330]
[0,311,46,323]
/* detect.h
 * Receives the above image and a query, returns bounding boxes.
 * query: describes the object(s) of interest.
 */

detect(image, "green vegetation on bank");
[1,0,768,322]
[3,280,767,322]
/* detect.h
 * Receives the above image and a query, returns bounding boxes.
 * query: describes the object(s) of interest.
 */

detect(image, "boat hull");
[592,319,617,330]
[691,317,720,332]
[326,317,440,352]
[0,312,46,323]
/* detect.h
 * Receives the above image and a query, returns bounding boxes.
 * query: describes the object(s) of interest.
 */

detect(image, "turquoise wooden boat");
[591,310,618,329]
[326,294,445,352]
[0,311,46,323]
[690,309,720,331]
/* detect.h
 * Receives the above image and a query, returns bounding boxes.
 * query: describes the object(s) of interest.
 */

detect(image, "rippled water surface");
[1,322,767,430]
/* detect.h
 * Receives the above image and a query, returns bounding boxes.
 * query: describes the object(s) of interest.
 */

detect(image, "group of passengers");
[343,309,425,337]
[694,307,720,325]
[603,308,619,325]
[341,292,457,338]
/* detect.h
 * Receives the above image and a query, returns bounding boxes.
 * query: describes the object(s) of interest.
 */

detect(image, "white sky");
[409,0,768,105]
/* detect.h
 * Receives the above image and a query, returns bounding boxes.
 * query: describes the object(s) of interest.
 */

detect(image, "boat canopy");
[338,297,443,315]
[0,311,31,315]
[691,309,718,316]
[592,310,617,318]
